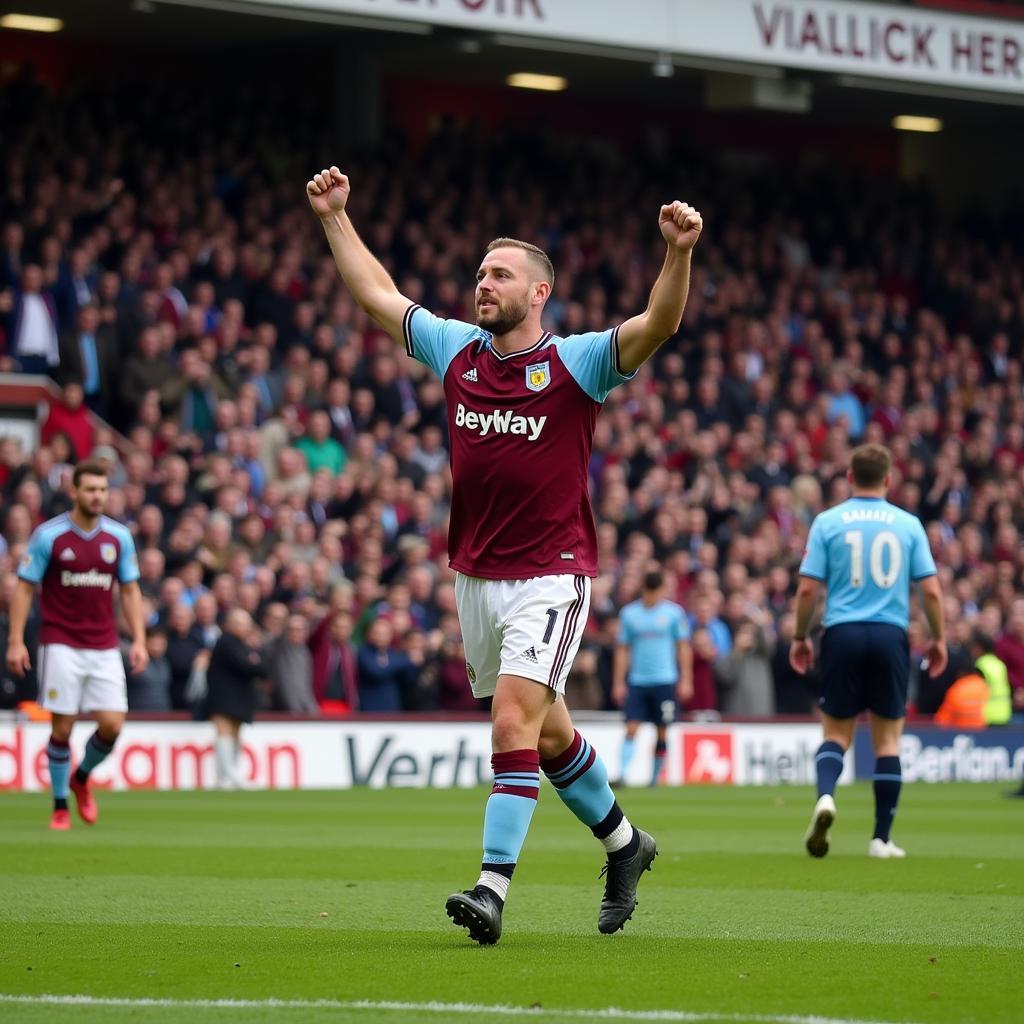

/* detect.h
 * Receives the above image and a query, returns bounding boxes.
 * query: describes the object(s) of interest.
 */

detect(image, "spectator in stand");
[771,612,819,715]
[398,628,440,711]
[128,627,172,712]
[2,265,60,375]
[58,304,117,418]
[165,603,203,710]
[910,616,973,716]
[687,627,719,716]
[267,614,319,714]
[995,599,1024,719]
[972,632,1013,727]
[356,616,408,713]
[715,619,776,716]
[206,608,267,789]
[310,609,359,710]
[295,409,347,475]
[41,383,94,463]
[120,328,168,425]
[436,626,480,713]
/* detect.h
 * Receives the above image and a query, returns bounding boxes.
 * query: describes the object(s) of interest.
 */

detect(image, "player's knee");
[491,707,534,752]
[49,723,72,743]
[97,726,121,745]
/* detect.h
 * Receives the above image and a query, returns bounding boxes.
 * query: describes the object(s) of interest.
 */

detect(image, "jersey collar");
[64,512,104,539]
[485,332,552,361]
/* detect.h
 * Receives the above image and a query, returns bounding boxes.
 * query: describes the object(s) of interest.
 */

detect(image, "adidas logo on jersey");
[59,548,76,561]
[454,403,547,442]
[520,646,539,664]
[462,367,478,382]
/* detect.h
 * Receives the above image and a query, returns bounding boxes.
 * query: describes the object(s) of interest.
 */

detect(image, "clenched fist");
[306,166,350,218]
[659,201,702,252]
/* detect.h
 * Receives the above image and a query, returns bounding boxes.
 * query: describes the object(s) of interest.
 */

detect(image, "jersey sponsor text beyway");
[453,402,547,441]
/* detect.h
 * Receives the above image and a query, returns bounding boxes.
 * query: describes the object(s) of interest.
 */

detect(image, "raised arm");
[306,166,414,344]
[616,201,703,375]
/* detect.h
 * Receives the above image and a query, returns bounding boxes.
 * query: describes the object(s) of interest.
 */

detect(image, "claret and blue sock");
[541,729,638,861]
[475,749,541,905]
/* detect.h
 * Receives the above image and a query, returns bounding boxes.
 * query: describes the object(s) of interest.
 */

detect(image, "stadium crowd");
[1,72,1023,721]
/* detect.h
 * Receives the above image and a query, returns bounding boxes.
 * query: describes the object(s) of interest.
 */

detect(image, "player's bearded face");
[476,286,530,335]
[75,478,108,517]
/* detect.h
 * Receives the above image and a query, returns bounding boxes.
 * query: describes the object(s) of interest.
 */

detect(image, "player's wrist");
[793,634,807,643]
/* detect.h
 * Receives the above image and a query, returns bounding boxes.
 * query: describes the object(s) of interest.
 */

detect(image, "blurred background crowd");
[1,69,1023,721]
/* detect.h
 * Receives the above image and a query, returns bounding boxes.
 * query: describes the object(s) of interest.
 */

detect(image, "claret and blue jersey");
[403,303,635,581]
[799,496,937,630]
[18,512,140,650]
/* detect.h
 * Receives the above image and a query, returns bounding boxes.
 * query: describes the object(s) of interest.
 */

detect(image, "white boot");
[868,838,907,858]
[805,794,836,858]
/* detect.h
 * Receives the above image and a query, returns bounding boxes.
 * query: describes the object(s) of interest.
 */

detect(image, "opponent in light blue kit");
[791,444,947,859]
[613,571,692,786]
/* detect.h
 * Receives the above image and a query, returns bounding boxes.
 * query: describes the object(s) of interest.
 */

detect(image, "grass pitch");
[0,783,1021,1024]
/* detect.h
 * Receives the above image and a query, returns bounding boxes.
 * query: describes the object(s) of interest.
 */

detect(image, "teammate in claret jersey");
[308,164,702,944]
[6,462,148,830]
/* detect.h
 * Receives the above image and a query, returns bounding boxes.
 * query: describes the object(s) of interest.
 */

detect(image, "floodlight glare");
[506,73,568,92]
[892,115,943,133]
[0,13,63,31]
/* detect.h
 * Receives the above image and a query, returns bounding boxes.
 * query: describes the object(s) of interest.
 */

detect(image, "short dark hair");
[72,461,108,487]
[849,444,891,488]
[486,237,554,286]
[643,570,664,592]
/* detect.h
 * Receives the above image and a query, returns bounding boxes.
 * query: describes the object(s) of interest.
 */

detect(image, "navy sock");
[815,740,845,798]
[873,756,902,842]
[650,738,667,787]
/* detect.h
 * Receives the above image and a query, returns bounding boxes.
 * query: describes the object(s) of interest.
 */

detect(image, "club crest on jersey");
[100,543,117,565]
[525,361,550,392]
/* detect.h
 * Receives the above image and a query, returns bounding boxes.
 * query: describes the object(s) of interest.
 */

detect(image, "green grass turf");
[0,783,1021,1024]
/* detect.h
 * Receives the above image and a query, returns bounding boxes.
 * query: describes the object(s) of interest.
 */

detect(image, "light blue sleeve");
[401,304,479,379]
[909,517,937,580]
[106,520,140,584]
[673,606,691,641]
[18,526,54,584]
[555,327,637,404]
[799,516,828,580]
[616,607,633,645]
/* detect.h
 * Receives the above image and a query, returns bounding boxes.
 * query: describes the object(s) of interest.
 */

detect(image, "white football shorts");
[38,643,128,715]
[454,572,592,699]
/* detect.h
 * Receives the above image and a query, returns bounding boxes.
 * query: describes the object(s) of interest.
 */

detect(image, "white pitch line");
[0,993,922,1024]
